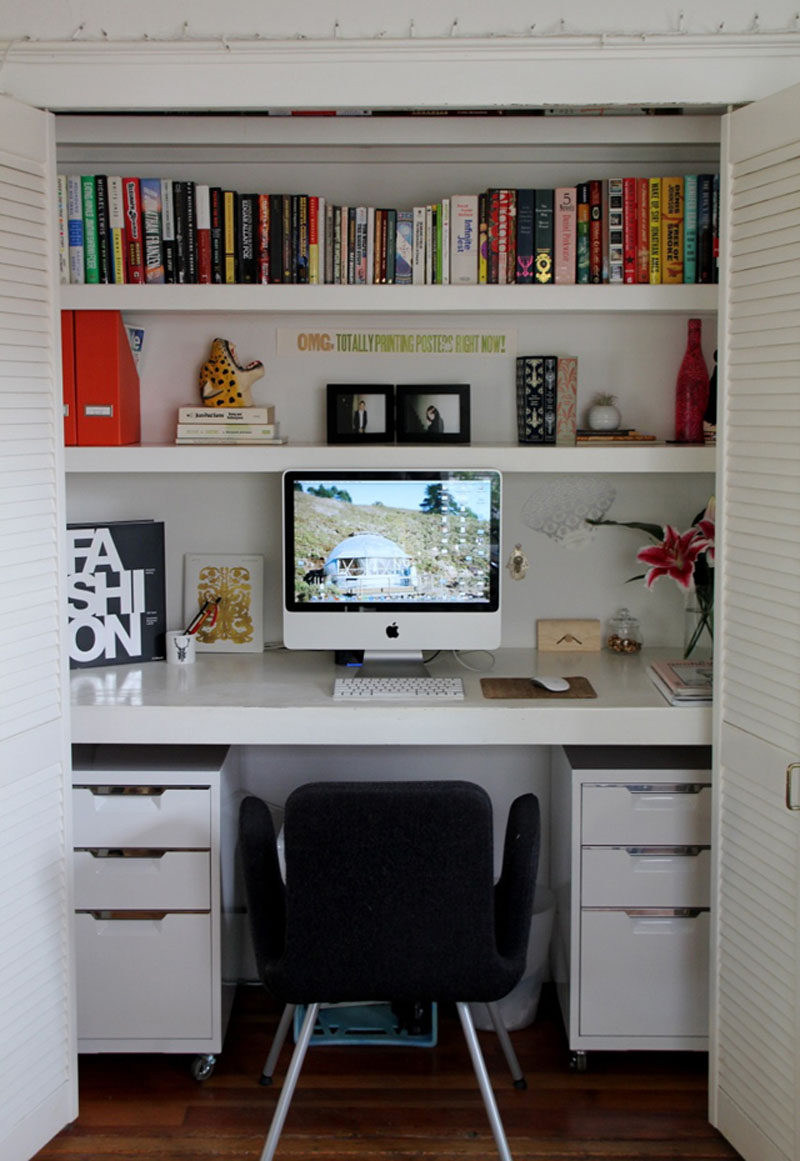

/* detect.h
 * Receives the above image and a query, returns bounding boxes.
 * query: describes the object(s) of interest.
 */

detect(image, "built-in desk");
[70,647,711,747]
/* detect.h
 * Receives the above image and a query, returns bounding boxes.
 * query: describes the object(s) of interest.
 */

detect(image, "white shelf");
[59,283,719,315]
[65,441,716,474]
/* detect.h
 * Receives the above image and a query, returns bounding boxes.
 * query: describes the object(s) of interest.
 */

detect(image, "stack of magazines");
[647,658,713,705]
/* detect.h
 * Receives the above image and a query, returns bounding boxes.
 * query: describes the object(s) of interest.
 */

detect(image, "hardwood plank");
[34,986,740,1161]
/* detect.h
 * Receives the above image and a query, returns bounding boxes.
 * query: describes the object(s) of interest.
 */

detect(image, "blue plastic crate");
[293,1001,437,1047]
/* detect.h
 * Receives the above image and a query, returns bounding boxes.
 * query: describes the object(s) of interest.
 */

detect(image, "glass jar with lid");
[606,608,642,654]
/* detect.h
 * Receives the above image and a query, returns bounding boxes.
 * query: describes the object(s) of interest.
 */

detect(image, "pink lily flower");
[636,525,707,590]
[694,497,716,563]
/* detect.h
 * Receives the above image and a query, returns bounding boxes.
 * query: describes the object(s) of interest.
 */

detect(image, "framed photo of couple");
[326,383,470,445]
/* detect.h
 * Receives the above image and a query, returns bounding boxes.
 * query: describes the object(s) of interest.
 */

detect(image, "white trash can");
[469,886,555,1032]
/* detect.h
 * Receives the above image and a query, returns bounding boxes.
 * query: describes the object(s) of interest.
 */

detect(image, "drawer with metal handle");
[73,848,211,910]
[72,785,211,848]
[581,783,711,846]
[581,845,711,907]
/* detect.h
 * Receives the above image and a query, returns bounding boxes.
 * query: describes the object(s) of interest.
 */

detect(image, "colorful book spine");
[450,195,478,284]
[256,193,270,284]
[308,195,319,284]
[57,174,69,284]
[607,178,624,284]
[94,175,111,283]
[160,178,176,283]
[576,183,590,284]
[696,175,714,284]
[223,190,238,284]
[661,176,684,284]
[296,194,310,284]
[622,177,637,284]
[648,176,662,284]
[683,175,698,284]
[354,205,368,284]
[385,207,397,284]
[66,174,85,284]
[503,192,515,285]
[712,174,720,284]
[395,209,414,285]
[412,206,426,285]
[209,187,224,283]
[122,177,144,283]
[636,177,650,283]
[555,355,578,445]
[588,180,603,284]
[554,187,576,285]
[195,183,212,284]
[140,177,165,284]
[478,193,488,284]
[107,176,126,284]
[534,189,554,284]
[516,355,546,444]
[80,175,100,284]
[178,406,276,423]
[515,189,534,284]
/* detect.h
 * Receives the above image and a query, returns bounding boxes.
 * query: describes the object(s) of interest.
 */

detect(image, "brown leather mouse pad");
[480,676,597,699]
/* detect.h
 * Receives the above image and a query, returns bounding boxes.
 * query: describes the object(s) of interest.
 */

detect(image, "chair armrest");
[494,793,540,960]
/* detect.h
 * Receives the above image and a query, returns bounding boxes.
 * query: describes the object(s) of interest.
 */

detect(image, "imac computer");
[282,468,501,676]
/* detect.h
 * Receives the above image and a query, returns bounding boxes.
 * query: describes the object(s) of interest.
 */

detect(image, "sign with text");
[277,328,516,357]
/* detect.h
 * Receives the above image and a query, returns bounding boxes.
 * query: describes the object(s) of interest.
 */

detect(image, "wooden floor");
[35,985,741,1161]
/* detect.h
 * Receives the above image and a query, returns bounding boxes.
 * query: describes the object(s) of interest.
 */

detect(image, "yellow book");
[223,190,237,284]
[661,176,684,284]
[648,177,661,284]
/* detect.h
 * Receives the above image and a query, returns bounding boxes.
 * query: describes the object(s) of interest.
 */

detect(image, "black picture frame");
[326,384,396,444]
[395,385,471,443]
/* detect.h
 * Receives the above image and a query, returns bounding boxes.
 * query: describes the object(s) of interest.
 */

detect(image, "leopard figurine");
[198,338,265,408]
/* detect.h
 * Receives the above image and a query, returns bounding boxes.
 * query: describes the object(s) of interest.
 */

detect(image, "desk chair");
[239,780,540,1161]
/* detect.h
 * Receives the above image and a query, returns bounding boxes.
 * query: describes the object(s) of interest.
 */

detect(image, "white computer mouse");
[531,675,571,692]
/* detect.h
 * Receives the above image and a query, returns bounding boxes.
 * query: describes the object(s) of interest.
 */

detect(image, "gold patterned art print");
[183,554,264,653]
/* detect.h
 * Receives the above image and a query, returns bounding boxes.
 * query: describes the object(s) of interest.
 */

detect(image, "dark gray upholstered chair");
[238,780,540,1161]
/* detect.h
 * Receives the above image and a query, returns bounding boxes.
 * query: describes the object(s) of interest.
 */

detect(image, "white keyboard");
[333,676,465,701]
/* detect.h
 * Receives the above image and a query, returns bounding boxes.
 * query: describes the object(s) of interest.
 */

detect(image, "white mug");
[166,630,196,665]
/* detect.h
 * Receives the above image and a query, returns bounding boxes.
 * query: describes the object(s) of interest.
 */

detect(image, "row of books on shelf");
[58,173,719,288]
[647,658,713,705]
[174,406,286,445]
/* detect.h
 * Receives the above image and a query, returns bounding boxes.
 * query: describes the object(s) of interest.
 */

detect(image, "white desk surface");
[69,647,712,748]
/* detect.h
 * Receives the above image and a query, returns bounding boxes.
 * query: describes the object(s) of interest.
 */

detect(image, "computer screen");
[282,468,501,657]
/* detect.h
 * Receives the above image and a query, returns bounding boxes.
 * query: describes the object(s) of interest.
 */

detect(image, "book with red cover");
[258,193,271,284]
[622,177,637,284]
[122,177,144,283]
[74,310,141,446]
[60,310,77,446]
[195,184,212,284]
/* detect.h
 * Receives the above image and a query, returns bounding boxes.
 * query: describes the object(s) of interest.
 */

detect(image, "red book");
[122,177,144,283]
[622,177,638,284]
[195,184,212,284]
[61,310,77,446]
[258,194,270,284]
[636,178,650,283]
[588,179,603,284]
[74,311,140,446]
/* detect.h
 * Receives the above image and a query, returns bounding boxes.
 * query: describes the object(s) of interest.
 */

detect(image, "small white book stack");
[175,405,286,444]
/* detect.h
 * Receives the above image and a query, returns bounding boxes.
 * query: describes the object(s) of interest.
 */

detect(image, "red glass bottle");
[674,318,710,443]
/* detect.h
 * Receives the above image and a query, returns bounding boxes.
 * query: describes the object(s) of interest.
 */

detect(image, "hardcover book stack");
[57,172,719,289]
[516,355,578,445]
[175,405,286,445]
[647,658,713,705]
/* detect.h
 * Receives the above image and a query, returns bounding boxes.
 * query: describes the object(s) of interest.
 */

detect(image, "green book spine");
[81,175,100,284]
[683,175,698,285]
[576,182,590,284]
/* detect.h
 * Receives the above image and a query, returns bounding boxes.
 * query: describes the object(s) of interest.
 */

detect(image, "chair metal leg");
[486,1001,527,1089]
[456,1001,514,1161]
[259,1002,319,1161]
[260,1002,297,1085]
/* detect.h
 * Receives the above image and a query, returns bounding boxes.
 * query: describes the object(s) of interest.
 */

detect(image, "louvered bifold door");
[711,82,800,1161]
[0,96,77,1161]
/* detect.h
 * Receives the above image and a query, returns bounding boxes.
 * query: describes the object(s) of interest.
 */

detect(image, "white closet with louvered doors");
[711,80,800,1161]
[0,95,77,1161]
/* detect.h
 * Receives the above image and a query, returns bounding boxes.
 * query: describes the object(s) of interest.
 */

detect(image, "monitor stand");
[348,650,431,680]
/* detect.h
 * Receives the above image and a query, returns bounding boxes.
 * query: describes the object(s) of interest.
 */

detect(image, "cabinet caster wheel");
[569,1051,588,1073]
[191,1054,216,1081]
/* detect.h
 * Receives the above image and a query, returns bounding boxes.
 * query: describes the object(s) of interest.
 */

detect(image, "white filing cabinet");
[71,744,239,1079]
[550,745,712,1071]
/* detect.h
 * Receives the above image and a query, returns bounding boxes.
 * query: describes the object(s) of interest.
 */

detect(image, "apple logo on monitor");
[385,623,399,639]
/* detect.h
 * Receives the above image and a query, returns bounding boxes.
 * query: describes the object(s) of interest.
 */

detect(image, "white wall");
[1,0,799,41]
